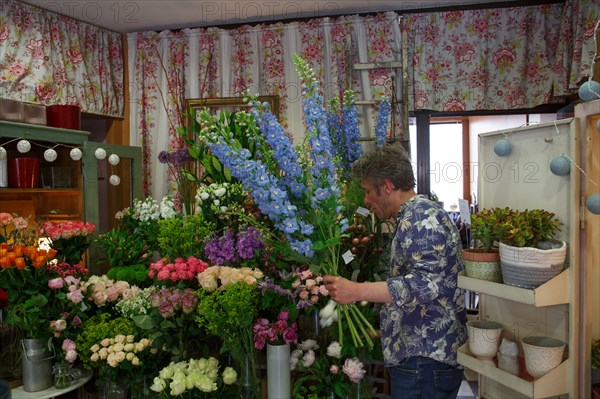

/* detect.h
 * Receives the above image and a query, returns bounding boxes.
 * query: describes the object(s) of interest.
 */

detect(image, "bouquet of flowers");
[195,279,262,396]
[150,357,238,398]
[38,220,96,265]
[115,195,177,252]
[149,256,209,287]
[194,55,376,348]
[204,226,265,267]
[0,213,58,339]
[292,339,367,399]
[124,287,202,361]
[252,309,298,350]
[89,334,160,391]
[81,275,141,310]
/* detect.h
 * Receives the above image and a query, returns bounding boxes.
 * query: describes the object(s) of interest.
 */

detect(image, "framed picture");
[185,96,279,122]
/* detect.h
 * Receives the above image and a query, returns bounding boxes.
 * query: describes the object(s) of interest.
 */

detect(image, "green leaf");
[212,156,222,173]
[133,314,156,330]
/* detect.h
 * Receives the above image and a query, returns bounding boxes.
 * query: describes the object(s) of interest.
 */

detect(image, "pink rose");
[62,339,76,351]
[65,349,77,363]
[48,278,64,289]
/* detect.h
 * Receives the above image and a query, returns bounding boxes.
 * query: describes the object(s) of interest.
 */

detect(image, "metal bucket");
[21,338,55,392]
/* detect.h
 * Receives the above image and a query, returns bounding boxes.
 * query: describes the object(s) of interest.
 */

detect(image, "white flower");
[214,187,226,197]
[222,367,237,385]
[298,339,319,351]
[327,341,342,358]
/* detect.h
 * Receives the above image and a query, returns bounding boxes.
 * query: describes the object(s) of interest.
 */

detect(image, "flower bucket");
[267,343,290,399]
[8,157,40,188]
[21,338,55,392]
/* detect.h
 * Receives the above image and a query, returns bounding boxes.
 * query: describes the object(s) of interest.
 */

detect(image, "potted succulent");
[497,208,567,289]
[462,207,511,282]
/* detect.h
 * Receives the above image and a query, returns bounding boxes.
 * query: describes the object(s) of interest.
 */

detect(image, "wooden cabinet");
[0,121,89,222]
[459,118,579,398]
[0,120,143,233]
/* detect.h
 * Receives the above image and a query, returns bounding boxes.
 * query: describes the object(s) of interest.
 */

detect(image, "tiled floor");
[458,368,479,399]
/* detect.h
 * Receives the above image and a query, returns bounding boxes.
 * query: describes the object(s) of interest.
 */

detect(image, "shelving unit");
[0,121,89,222]
[460,118,579,398]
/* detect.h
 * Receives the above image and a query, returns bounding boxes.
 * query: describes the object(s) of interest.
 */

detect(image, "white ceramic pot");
[522,336,565,379]
[467,320,503,362]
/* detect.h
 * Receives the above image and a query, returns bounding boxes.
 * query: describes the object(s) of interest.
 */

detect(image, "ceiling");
[19,0,515,33]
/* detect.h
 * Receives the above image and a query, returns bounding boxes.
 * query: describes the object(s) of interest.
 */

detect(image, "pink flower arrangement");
[82,275,141,307]
[252,310,298,350]
[39,220,95,241]
[149,256,209,284]
[38,220,96,265]
[292,269,329,308]
[149,287,198,318]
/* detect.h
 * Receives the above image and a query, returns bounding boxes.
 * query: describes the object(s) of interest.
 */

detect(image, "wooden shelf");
[0,188,80,195]
[458,269,569,307]
[458,344,567,398]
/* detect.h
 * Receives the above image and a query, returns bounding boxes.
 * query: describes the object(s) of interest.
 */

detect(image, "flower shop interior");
[1,0,600,398]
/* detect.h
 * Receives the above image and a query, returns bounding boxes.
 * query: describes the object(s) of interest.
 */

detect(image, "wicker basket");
[499,241,567,289]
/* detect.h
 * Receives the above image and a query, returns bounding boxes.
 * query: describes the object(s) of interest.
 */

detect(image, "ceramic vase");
[267,343,290,399]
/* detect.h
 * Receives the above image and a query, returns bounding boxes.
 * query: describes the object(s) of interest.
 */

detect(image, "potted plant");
[462,207,510,283]
[497,208,567,289]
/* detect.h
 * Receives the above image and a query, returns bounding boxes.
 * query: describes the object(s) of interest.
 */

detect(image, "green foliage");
[195,282,260,360]
[75,314,137,370]
[157,215,215,259]
[497,208,562,248]
[470,207,511,252]
[181,106,264,185]
[106,264,152,287]
[295,385,332,399]
[6,293,50,339]
[592,339,600,369]
[95,226,152,268]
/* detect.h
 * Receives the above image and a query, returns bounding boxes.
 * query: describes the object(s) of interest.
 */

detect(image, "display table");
[11,369,92,399]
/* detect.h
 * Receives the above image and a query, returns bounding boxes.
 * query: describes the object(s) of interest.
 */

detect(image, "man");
[324,144,467,399]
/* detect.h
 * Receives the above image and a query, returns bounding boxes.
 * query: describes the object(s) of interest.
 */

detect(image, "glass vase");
[53,361,81,389]
[101,380,128,399]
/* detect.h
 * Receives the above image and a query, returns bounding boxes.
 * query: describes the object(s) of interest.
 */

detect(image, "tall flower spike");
[375,97,390,147]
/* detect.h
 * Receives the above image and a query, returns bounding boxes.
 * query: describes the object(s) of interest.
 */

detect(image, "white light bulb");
[95,148,107,160]
[44,148,58,162]
[108,154,120,166]
[17,140,31,153]
[70,148,82,161]
[109,174,121,186]
[0,147,6,160]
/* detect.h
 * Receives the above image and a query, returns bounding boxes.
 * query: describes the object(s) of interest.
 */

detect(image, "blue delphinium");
[375,97,390,147]
[326,90,362,177]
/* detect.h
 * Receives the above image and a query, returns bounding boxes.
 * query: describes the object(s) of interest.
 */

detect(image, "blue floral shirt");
[380,195,467,367]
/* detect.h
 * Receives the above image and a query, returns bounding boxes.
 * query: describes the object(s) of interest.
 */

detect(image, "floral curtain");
[402,0,598,112]
[0,0,124,116]
[128,2,597,199]
[128,14,402,198]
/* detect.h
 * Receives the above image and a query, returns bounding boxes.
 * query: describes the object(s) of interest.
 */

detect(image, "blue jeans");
[389,356,464,399]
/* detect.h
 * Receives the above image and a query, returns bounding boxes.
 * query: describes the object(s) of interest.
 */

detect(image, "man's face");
[361,179,392,219]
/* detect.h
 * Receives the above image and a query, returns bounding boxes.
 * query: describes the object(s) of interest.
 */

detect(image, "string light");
[0,147,6,160]
[108,154,120,166]
[70,148,82,161]
[109,175,121,186]
[43,148,58,162]
[94,148,107,160]
[17,140,31,153]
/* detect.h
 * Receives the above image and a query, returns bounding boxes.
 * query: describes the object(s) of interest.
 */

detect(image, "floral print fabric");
[0,0,124,116]
[381,195,467,367]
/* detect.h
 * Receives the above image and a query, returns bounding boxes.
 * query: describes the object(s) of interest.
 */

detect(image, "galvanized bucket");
[21,338,55,392]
